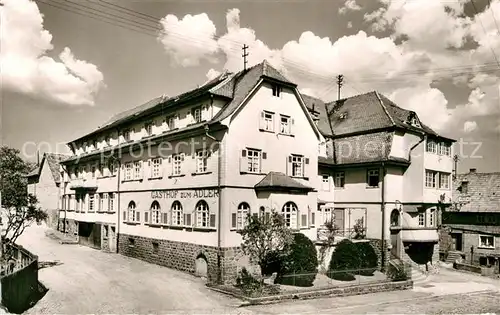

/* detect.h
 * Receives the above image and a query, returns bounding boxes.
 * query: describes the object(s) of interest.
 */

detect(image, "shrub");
[235,268,262,296]
[275,233,318,287]
[260,250,283,277]
[356,242,378,276]
[387,263,408,282]
[327,239,360,281]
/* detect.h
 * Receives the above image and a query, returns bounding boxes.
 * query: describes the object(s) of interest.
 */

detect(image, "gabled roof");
[453,172,500,213]
[301,94,332,136]
[26,153,68,184]
[254,171,314,192]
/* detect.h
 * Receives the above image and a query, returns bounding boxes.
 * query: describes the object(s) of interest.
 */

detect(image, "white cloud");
[0,0,104,106]
[205,68,221,81]
[347,21,353,29]
[158,13,219,66]
[463,121,478,133]
[339,0,362,15]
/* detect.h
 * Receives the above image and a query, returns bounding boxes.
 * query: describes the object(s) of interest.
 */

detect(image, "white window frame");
[272,84,282,97]
[105,135,111,146]
[122,129,131,142]
[167,116,176,130]
[108,160,116,176]
[418,212,425,227]
[128,201,136,223]
[124,162,133,181]
[237,202,250,230]
[98,193,104,211]
[150,201,161,225]
[335,171,345,188]
[246,149,261,174]
[479,235,495,249]
[196,150,208,173]
[439,172,450,189]
[193,106,202,123]
[263,111,274,132]
[367,169,380,188]
[133,161,141,179]
[279,115,291,135]
[151,158,162,179]
[108,193,115,212]
[172,154,183,176]
[88,194,95,212]
[91,165,96,179]
[426,140,437,153]
[171,201,183,226]
[291,155,304,178]
[425,169,437,188]
[282,202,298,228]
[428,209,435,227]
[145,122,153,136]
[322,175,330,191]
[196,200,209,228]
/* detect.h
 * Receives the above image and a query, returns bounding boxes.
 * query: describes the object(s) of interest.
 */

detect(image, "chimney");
[469,168,477,173]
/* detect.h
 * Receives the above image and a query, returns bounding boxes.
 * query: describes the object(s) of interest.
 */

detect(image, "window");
[195,200,209,228]
[235,202,250,230]
[335,171,345,188]
[460,181,468,194]
[151,158,162,178]
[425,170,437,188]
[89,194,95,212]
[418,212,425,227]
[479,235,495,249]
[105,135,111,146]
[108,160,117,176]
[439,172,450,189]
[426,140,437,153]
[127,201,136,222]
[441,142,451,156]
[122,129,131,142]
[410,116,420,127]
[192,106,202,123]
[145,122,153,136]
[322,175,330,191]
[98,193,104,211]
[260,111,274,132]
[98,163,104,177]
[91,166,96,179]
[246,149,261,173]
[282,202,298,228]
[92,139,97,150]
[272,84,282,97]
[167,116,176,130]
[429,209,435,227]
[133,161,142,179]
[150,201,161,225]
[280,115,291,135]
[291,155,304,177]
[367,169,379,187]
[390,209,400,227]
[172,154,184,176]
[124,162,133,181]
[171,201,183,226]
[322,207,333,225]
[196,150,208,173]
[108,193,115,212]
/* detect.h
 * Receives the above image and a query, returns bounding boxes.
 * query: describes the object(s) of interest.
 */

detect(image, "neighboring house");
[303,92,455,270]
[439,169,500,274]
[26,153,68,228]
[59,61,326,284]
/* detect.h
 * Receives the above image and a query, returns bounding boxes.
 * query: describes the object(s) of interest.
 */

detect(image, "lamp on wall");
[395,200,403,212]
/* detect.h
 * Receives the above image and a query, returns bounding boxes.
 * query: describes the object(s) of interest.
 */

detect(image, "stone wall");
[438,226,453,254]
[367,239,390,271]
[117,233,244,284]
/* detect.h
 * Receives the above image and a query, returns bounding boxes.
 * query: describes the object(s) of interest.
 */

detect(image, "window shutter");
[286,156,292,176]
[305,157,309,165]
[231,213,237,229]
[210,214,216,228]
[162,213,168,225]
[301,214,307,227]
[123,211,127,222]
[184,213,192,226]
[136,212,140,222]
[311,212,315,226]
[240,150,247,173]
[262,152,267,159]
[148,160,152,178]
[241,149,247,157]
[290,118,295,135]
[259,111,265,130]
[140,161,144,179]
[181,153,185,162]
[145,212,149,223]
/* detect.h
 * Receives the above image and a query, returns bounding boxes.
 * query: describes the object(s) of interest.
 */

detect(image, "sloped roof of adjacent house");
[26,153,68,184]
[254,172,314,192]
[453,172,500,213]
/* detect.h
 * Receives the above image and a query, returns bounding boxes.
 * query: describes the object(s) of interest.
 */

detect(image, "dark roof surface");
[453,172,500,213]
[254,172,314,191]
[301,94,332,136]
[27,153,68,183]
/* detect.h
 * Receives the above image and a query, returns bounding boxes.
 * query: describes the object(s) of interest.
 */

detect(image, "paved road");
[17,224,500,314]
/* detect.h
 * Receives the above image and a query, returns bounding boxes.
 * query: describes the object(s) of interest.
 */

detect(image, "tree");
[1,146,47,261]
[238,211,293,279]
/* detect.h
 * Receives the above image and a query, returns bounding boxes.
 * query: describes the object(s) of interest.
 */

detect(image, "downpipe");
[381,162,386,272]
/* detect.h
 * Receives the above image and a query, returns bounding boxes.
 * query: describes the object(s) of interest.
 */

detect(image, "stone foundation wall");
[57,218,78,241]
[367,239,390,271]
[438,226,453,253]
[118,234,244,284]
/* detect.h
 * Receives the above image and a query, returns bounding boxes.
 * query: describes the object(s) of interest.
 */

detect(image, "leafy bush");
[235,268,262,296]
[387,263,408,282]
[327,239,360,281]
[260,250,283,277]
[356,242,378,276]
[275,233,318,287]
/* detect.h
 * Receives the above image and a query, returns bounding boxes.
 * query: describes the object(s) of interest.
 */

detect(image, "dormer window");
[339,112,348,120]
[407,112,421,127]
[122,129,131,142]
[105,135,111,146]
[92,139,97,150]
[145,122,153,136]
[192,106,202,123]
[272,84,282,97]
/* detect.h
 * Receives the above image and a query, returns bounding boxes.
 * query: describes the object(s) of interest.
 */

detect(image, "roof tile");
[453,172,500,213]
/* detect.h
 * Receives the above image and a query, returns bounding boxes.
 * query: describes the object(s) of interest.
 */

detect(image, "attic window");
[272,84,282,97]
[407,112,421,127]
[339,112,348,119]
[460,181,468,194]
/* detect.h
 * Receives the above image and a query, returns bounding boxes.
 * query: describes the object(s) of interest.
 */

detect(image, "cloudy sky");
[1,0,499,173]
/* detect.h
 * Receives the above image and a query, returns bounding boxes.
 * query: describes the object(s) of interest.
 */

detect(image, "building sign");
[476,214,498,225]
[151,189,219,199]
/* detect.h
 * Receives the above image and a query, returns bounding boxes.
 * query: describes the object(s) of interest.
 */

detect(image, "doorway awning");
[254,172,314,193]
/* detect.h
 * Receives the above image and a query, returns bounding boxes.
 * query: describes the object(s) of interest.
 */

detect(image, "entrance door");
[333,208,345,236]
[451,233,463,251]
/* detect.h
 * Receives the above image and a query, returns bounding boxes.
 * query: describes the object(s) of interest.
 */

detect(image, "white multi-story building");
[59,61,327,283]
